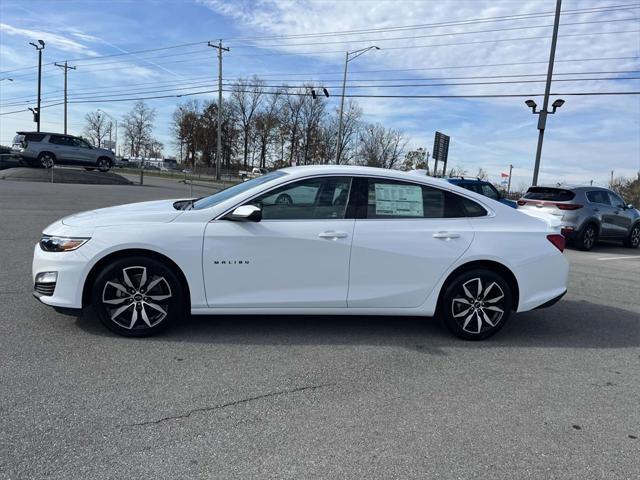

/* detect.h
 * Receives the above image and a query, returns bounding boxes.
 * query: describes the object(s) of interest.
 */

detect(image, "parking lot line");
[596,255,640,261]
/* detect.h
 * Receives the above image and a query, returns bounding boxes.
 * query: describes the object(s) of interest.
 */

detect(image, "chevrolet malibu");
[32,166,568,340]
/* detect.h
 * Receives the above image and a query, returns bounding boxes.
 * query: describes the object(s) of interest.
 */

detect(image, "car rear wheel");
[440,269,512,340]
[577,223,597,251]
[623,224,640,248]
[38,152,55,169]
[275,193,293,205]
[91,256,185,337]
[97,158,111,172]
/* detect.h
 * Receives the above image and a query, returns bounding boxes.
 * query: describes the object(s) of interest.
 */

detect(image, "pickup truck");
[239,167,268,181]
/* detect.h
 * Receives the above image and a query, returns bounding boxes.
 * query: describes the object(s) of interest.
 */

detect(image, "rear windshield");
[14,133,46,143]
[524,187,575,202]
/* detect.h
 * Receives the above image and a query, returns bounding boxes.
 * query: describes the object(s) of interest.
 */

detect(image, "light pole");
[97,109,117,155]
[525,97,565,184]
[527,0,562,186]
[335,45,380,164]
[29,40,45,132]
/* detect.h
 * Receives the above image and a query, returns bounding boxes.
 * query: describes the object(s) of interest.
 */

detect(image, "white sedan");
[32,166,568,340]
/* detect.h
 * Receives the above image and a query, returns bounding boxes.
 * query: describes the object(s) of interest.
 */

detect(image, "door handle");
[318,231,348,239]
[594,208,600,212]
[433,231,460,239]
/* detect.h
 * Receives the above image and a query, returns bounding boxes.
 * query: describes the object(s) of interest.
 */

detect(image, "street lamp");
[525,97,565,186]
[29,40,45,132]
[335,45,380,163]
[97,109,118,155]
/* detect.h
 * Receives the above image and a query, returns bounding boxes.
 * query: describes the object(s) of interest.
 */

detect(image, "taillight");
[517,200,527,206]
[556,203,582,210]
[547,234,565,252]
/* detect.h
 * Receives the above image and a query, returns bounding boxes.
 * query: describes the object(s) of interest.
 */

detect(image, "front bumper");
[32,243,89,309]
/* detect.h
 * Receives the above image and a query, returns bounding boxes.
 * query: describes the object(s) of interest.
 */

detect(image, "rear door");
[586,191,617,236]
[47,135,77,164]
[347,177,474,308]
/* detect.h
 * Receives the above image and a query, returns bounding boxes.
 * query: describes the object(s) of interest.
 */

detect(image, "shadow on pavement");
[74,299,640,350]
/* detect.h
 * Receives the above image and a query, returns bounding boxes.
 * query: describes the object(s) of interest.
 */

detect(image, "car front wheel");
[624,224,640,248]
[91,256,184,337]
[440,269,512,340]
[97,158,112,172]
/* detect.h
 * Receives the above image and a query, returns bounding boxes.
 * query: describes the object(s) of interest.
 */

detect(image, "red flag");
[501,172,509,177]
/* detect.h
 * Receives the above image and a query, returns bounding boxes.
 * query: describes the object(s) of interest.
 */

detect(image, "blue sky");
[1,0,639,188]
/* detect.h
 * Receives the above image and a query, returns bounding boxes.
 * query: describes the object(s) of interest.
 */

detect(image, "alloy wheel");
[40,154,54,169]
[451,277,505,335]
[97,159,110,172]
[101,266,172,330]
[584,226,596,249]
[631,226,640,247]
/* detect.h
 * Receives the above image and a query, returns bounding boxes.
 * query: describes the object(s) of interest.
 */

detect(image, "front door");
[348,177,474,308]
[203,176,355,308]
[607,192,633,237]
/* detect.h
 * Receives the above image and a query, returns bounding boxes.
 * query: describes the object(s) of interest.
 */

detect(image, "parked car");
[447,177,517,208]
[32,166,568,340]
[239,167,268,181]
[11,131,115,172]
[517,185,640,250]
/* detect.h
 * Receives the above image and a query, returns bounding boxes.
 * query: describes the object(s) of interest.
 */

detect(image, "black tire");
[37,152,55,169]
[623,223,640,248]
[440,269,512,341]
[577,223,597,251]
[84,167,95,171]
[275,193,293,206]
[97,157,112,172]
[91,256,185,337]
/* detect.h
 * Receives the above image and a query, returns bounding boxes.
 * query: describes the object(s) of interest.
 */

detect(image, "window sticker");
[374,183,423,217]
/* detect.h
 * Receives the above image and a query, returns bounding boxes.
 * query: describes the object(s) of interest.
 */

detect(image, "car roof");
[532,185,611,192]
[16,131,66,136]
[446,177,489,184]
[280,165,453,185]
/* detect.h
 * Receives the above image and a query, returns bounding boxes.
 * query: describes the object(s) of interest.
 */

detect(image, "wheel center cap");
[133,293,143,301]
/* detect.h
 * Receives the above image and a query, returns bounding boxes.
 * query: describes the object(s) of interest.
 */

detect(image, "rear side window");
[363,179,467,219]
[24,133,46,142]
[460,197,488,217]
[524,187,575,201]
[586,191,611,205]
[48,135,73,146]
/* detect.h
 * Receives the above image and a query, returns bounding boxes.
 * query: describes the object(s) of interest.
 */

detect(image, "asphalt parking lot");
[1,174,638,480]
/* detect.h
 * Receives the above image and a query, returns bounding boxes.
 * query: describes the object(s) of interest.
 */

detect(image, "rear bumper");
[534,289,567,309]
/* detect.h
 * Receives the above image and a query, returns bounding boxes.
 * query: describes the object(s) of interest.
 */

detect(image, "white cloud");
[0,23,99,56]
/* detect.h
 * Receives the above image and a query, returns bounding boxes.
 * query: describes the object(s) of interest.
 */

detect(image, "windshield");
[524,187,575,201]
[191,170,288,210]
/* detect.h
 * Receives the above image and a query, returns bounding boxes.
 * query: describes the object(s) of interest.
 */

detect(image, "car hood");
[95,147,115,157]
[61,199,184,227]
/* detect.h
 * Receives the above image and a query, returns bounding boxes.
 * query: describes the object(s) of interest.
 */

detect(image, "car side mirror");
[227,205,262,222]
[626,203,634,210]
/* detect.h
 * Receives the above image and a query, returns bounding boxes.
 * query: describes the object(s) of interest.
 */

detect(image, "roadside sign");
[432,131,450,177]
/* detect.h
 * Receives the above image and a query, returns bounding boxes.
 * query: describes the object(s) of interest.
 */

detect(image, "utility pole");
[208,40,229,181]
[507,164,514,195]
[531,0,562,186]
[610,170,614,187]
[55,61,76,134]
[336,46,380,164]
[29,40,45,132]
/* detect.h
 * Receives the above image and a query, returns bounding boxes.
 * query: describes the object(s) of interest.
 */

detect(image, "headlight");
[40,235,90,252]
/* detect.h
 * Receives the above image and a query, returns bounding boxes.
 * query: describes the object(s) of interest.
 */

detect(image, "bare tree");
[299,89,327,165]
[476,168,489,181]
[281,88,306,165]
[83,111,111,148]
[334,100,362,165]
[253,89,282,168]
[172,100,200,165]
[121,101,156,158]
[357,123,407,169]
[231,76,264,169]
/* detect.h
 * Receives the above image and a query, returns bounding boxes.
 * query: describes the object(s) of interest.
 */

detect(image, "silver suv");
[517,186,640,250]
[11,131,115,172]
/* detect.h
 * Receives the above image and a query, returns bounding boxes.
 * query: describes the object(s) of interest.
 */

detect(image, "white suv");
[12,131,116,172]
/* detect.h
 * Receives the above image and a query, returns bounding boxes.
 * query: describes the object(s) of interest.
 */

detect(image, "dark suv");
[11,132,115,172]
[517,186,640,250]
[446,177,517,208]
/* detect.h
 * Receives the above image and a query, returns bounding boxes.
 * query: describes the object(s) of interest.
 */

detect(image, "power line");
[1,3,637,75]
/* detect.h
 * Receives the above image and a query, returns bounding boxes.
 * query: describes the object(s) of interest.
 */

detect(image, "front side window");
[192,170,287,210]
[73,138,92,148]
[363,179,468,219]
[480,183,500,200]
[49,135,73,146]
[608,192,625,208]
[248,176,352,220]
